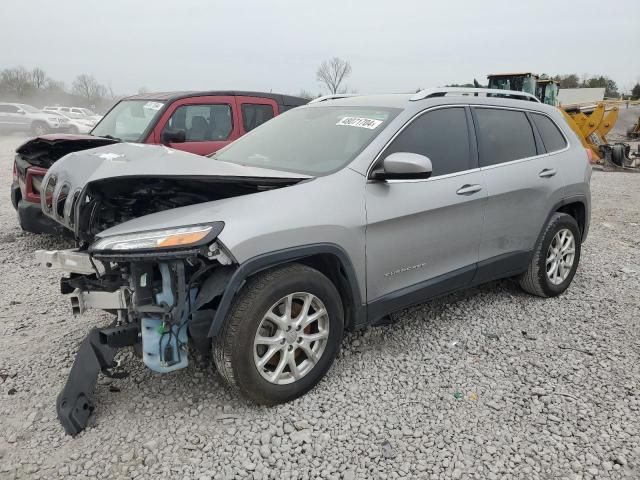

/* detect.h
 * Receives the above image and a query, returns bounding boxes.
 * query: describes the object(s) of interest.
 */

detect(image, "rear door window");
[474,108,537,167]
[382,107,473,177]
[530,113,567,153]
[164,104,233,141]
[241,104,275,132]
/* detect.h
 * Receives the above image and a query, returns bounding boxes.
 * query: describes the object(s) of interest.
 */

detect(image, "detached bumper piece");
[57,323,139,436]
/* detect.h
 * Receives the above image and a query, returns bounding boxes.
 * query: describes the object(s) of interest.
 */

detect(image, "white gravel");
[0,134,639,479]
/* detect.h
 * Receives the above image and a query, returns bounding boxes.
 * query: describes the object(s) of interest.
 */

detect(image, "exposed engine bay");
[39,142,306,243]
[67,175,297,243]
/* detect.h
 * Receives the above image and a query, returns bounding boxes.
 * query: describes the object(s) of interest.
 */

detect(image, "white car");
[0,103,69,135]
[43,106,102,124]
[54,111,96,134]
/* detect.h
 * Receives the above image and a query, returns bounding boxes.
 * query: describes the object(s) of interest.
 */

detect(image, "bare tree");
[0,66,34,98]
[316,57,352,94]
[31,67,48,90]
[72,74,107,107]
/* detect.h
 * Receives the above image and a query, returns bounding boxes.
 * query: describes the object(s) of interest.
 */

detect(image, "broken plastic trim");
[56,328,118,435]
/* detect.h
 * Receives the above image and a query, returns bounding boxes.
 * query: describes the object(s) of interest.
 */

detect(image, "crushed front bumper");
[36,247,232,435]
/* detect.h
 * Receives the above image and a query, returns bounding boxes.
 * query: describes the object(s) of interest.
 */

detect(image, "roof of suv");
[123,90,308,107]
[308,90,558,116]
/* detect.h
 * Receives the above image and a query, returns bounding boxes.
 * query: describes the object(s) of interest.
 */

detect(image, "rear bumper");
[10,181,20,210]
[16,198,63,235]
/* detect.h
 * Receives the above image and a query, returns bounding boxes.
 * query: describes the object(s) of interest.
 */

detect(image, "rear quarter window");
[474,108,537,167]
[531,113,567,153]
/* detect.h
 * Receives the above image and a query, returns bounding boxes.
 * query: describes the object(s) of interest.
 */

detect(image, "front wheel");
[213,263,344,404]
[31,121,48,136]
[519,212,581,297]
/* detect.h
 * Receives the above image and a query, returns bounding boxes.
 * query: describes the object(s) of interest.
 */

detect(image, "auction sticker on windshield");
[143,101,164,111]
[336,117,383,129]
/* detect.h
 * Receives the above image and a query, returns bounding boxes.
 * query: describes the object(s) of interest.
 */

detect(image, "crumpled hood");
[15,134,118,168]
[44,142,310,182]
[40,143,310,242]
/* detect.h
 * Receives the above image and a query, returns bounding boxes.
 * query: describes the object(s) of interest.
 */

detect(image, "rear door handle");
[456,184,482,195]
[539,168,557,178]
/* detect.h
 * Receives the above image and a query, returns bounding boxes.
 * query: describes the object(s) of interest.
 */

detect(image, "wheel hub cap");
[546,228,575,285]
[253,292,330,385]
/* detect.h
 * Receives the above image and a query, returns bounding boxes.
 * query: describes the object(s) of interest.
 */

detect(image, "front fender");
[208,243,365,337]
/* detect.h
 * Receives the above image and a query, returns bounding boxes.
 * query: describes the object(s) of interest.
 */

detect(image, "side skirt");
[365,250,532,326]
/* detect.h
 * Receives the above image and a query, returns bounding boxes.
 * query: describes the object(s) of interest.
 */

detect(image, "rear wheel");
[519,212,581,297]
[213,263,344,404]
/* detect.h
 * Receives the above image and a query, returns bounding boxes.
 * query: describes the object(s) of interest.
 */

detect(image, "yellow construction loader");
[487,73,634,169]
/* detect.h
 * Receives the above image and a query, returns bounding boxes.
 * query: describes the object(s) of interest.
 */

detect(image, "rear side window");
[242,104,275,132]
[474,108,537,167]
[531,113,567,153]
[383,107,473,177]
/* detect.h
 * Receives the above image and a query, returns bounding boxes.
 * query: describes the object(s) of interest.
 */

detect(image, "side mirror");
[161,128,186,145]
[16,110,26,115]
[371,152,433,181]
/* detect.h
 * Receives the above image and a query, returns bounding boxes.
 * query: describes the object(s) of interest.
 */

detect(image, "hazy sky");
[2,0,639,95]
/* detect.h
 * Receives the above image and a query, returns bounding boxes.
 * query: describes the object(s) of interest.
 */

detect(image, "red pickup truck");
[11,90,308,234]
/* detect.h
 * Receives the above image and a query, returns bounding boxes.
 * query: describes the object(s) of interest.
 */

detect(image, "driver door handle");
[456,184,482,195]
[539,168,557,178]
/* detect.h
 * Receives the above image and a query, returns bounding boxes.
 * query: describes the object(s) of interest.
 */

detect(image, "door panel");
[472,106,566,265]
[479,158,564,262]
[365,171,486,301]
[149,96,242,156]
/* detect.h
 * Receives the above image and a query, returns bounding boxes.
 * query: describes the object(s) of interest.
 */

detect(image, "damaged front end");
[37,229,236,435]
[35,144,309,435]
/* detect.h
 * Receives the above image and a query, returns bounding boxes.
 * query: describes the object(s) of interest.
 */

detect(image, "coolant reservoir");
[141,263,193,373]
[141,317,189,373]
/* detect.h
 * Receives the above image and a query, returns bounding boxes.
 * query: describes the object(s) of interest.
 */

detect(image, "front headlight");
[90,224,221,252]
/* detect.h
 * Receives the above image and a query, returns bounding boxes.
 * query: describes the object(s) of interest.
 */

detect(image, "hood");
[40,143,310,243]
[15,134,118,168]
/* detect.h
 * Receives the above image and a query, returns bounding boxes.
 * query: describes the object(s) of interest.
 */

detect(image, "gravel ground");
[0,134,639,480]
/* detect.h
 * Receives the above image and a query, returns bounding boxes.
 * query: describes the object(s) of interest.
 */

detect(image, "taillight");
[12,159,18,183]
[24,166,48,203]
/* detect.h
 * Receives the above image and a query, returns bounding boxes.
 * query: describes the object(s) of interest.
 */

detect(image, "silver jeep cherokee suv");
[36,87,590,434]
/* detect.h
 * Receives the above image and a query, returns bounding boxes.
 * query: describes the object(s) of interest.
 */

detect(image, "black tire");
[31,121,48,136]
[611,144,625,167]
[213,263,344,404]
[519,212,581,297]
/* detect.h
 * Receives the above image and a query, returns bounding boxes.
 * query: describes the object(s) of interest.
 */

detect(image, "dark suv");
[11,91,307,234]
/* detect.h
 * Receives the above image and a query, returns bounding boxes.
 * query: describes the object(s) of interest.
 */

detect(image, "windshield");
[19,104,41,113]
[213,106,400,175]
[91,100,165,141]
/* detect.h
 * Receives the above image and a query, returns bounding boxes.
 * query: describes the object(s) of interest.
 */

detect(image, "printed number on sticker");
[336,117,383,129]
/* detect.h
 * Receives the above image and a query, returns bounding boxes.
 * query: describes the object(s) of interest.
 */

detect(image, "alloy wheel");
[546,228,575,285]
[253,292,330,385]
